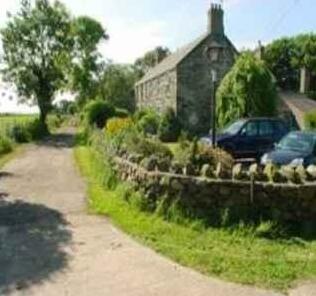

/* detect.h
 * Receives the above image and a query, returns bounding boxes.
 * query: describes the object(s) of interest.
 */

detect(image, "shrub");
[136,111,160,135]
[84,100,116,128]
[105,117,134,137]
[304,111,316,130]
[28,119,49,140]
[173,139,195,166]
[123,132,173,159]
[0,136,13,155]
[47,114,63,130]
[115,108,129,118]
[9,124,31,143]
[195,144,234,171]
[173,139,234,172]
[158,108,181,142]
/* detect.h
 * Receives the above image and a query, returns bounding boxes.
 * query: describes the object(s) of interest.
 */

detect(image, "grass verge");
[74,146,316,292]
[0,145,26,169]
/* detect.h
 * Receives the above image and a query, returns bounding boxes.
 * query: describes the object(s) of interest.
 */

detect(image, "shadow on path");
[38,132,75,149]
[0,197,72,294]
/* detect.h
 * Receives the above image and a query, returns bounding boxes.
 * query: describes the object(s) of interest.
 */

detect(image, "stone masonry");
[135,4,238,135]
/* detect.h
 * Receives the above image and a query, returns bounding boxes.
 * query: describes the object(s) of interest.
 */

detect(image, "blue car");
[201,118,289,159]
[261,131,316,167]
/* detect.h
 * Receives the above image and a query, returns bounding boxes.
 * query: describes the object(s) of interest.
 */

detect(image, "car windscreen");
[278,133,316,153]
[223,120,245,135]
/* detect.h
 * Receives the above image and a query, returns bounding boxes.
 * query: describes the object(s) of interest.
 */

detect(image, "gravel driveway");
[0,130,314,296]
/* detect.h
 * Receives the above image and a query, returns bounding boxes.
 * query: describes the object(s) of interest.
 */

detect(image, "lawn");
[74,146,316,292]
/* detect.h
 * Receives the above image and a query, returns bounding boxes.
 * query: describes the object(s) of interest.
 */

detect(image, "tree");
[97,64,138,112]
[69,16,108,106]
[217,53,278,127]
[264,33,316,91]
[1,0,73,129]
[134,46,171,77]
[292,34,316,71]
[264,38,299,90]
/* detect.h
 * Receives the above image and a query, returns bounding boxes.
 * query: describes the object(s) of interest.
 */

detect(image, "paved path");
[280,91,316,129]
[0,131,314,296]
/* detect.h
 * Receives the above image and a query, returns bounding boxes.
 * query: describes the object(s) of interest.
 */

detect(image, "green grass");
[0,145,25,169]
[74,146,316,292]
[0,114,37,133]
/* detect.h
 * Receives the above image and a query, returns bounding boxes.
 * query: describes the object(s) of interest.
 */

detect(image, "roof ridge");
[135,33,209,86]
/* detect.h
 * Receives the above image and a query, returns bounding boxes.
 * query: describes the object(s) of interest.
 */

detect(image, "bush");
[115,108,129,118]
[304,111,316,130]
[28,119,49,140]
[0,136,13,155]
[158,108,181,142]
[84,100,116,128]
[105,117,134,137]
[136,110,160,135]
[195,144,234,171]
[173,139,234,172]
[9,125,31,143]
[123,132,173,159]
[47,114,63,130]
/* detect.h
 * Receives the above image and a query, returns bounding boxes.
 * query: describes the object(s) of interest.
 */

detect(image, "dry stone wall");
[114,157,316,224]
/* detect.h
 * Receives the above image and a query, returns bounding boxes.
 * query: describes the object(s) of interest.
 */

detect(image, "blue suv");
[201,118,289,159]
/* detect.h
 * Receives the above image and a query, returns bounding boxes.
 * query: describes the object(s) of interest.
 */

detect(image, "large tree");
[264,38,298,90]
[134,46,171,77]
[69,16,108,106]
[217,53,278,127]
[1,0,73,128]
[264,33,316,91]
[97,64,138,112]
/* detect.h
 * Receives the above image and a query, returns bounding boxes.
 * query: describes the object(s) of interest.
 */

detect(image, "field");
[0,114,37,136]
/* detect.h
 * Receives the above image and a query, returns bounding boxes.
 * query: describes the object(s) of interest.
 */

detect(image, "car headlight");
[261,154,269,165]
[290,158,304,166]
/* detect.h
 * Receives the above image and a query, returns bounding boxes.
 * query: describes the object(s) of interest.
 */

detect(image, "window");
[241,121,258,136]
[259,121,274,136]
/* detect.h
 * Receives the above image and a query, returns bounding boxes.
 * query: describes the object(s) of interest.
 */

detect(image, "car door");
[235,120,259,158]
[257,120,275,155]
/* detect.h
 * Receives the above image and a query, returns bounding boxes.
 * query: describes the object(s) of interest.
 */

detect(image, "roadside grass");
[0,145,26,169]
[74,146,316,292]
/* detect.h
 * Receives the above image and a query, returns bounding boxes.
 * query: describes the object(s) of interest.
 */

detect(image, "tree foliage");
[0,0,108,127]
[264,33,316,91]
[69,16,108,106]
[1,0,72,127]
[263,38,298,90]
[97,64,138,112]
[217,53,278,127]
[134,46,171,77]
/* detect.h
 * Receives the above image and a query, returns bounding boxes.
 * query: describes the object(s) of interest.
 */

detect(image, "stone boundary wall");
[114,157,316,223]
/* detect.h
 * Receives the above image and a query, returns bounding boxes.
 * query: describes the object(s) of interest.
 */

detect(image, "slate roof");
[135,33,209,86]
[135,33,238,86]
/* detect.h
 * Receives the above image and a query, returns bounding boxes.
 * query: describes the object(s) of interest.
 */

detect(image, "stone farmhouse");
[135,3,238,134]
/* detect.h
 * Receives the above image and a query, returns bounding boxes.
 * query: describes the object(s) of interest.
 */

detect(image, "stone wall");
[177,35,236,135]
[114,157,316,224]
[135,69,177,113]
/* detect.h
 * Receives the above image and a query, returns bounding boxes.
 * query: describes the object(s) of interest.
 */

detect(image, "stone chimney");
[207,3,225,35]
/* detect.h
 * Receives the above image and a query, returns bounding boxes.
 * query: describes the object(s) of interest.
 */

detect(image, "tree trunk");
[38,102,49,134]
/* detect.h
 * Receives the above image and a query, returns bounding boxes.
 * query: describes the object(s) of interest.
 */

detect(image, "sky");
[0,0,315,113]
